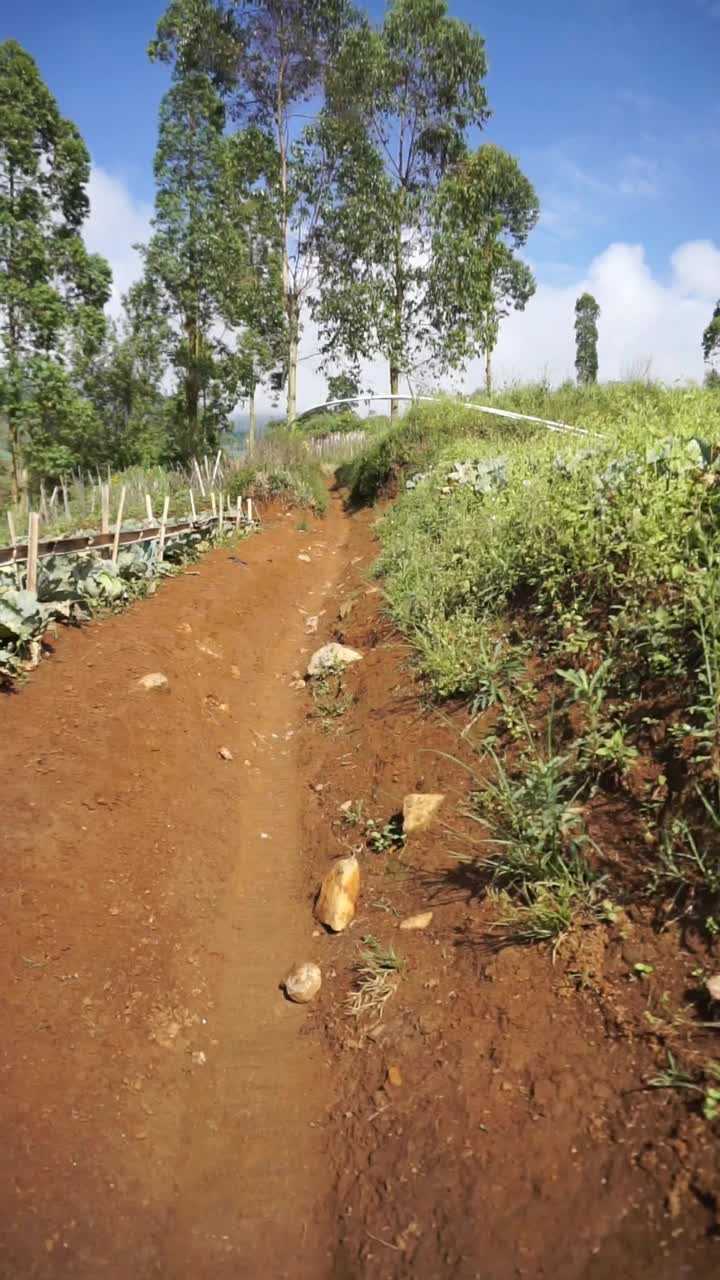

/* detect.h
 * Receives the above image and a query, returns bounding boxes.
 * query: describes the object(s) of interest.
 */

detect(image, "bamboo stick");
[111,487,126,564]
[158,495,170,560]
[26,513,40,593]
[101,484,110,534]
[189,489,197,521]
[145,494,154,523]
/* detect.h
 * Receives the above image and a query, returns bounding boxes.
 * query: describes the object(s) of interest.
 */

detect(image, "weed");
[309,670,354,733]
[341,800,365,826]
[454,728,598,944]
[346,935,403,1020]
[647,1051,697,1092]
[365,816,405,853]
[647,1054,720,1122]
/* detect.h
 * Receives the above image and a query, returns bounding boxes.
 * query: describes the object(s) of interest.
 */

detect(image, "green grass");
[226,435,329,513]
[338,381,720,936]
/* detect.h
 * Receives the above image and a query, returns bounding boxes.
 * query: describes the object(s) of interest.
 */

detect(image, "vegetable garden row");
[0,491,256,683]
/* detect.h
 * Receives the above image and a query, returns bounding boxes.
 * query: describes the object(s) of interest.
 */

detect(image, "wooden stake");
[211,449,222,485]
[26,512,40,593]
[7,512,17,547]
[111,486,126,564]
[235,496,242,529]
[219,491,224,533]
[145,494,154,523]
[40,484,49,519]
[210,492,217,518]
[62,483,70,520]
[158,495,170,560]
[247,497,254,523]
[101,484,110,534]
[189,489,197,521]
[193,459,206,497]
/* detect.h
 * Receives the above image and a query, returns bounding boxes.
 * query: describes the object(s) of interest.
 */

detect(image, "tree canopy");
[432,144,539,396]
[308,0,491,413]
[702,300,720,383]
[0,40,111,490]
[574,292,601,387]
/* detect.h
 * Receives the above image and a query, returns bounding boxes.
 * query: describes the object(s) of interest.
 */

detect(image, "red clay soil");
[1,490,719,1279]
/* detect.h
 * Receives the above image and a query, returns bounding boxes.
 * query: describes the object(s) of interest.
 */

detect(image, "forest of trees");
[1,1,718,495]
[0,0,543,492]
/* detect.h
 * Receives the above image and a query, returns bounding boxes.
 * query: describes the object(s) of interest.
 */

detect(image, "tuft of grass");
[647,1053,720,1122]
[309,669,354,733]
[346,935,403,1021]
[454,727,599,945]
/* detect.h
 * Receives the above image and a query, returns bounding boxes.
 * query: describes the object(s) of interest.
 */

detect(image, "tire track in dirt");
[0,495,351,1279]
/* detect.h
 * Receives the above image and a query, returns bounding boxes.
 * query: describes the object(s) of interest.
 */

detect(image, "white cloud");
[457,241,719,393]
[671,240,720,299]
[83,166,153,316]
[81,167,719,411]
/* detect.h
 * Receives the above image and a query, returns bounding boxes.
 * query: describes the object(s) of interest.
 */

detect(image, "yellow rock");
[387,1064,402,1088]
[315,854,360,932]
[399,911,433,931]
[402,793,445,835]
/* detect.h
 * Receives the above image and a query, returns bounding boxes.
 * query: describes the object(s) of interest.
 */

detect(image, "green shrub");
[226,436,328,512]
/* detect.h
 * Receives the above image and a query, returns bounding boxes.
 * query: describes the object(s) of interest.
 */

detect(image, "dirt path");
[0,496,352,1279]
[3,490,719,1280]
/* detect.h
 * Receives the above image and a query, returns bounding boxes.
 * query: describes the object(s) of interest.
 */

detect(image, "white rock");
[399,911,434,931]
[137,672,169,692]
[307,643,363,678]
[218,746,234,761]
[284,961,322,1004]
[402,793,445,835]
[305,615,320,634]
[298,553,311,563]
[706,974,720,1001]
[315,854,360,932]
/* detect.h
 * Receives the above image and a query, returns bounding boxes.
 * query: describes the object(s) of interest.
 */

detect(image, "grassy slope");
[339,385,720,960]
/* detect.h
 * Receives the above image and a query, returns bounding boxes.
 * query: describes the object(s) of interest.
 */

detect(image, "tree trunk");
[287,295,299,426]
[390,363,400,421]
[248,384,256,454]
[485,346,492,398]
[185,316,201,458]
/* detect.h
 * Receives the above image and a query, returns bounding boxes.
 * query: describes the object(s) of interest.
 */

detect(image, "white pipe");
[293,394,598,439]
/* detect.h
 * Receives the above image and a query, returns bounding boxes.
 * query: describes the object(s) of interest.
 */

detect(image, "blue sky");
[4,0,720,397]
